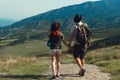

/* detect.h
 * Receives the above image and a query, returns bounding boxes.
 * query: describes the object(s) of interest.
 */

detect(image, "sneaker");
[56,74,60,77]
[50,76,56,80]
[79,69,86,76]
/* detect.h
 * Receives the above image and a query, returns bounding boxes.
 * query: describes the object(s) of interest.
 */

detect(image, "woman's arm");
[61,38,69,48]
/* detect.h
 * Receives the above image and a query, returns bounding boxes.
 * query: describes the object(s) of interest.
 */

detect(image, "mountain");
[90,34,120,50]
[8,0,120,27]
[0,0,120,40]
[0,18,16,27]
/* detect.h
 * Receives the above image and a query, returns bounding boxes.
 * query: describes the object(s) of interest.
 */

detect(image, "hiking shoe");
[79,69,86,76]
[56,74,60,77]
[50,76,56,80]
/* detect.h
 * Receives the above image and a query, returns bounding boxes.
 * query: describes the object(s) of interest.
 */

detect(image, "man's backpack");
[75,23,91,47]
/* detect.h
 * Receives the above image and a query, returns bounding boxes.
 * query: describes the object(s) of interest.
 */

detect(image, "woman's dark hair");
[74,14,82,23]
[50,22,60,31]
[50,22,60,36]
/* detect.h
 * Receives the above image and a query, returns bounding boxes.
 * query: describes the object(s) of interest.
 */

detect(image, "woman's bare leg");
[51,55,56,76]
[56,53,61,76]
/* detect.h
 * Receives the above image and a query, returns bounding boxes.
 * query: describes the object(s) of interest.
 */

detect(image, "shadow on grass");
[0,74,51,79]
[0,73,83,80]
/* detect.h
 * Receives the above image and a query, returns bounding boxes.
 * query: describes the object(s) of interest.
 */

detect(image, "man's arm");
[68,32,74,46]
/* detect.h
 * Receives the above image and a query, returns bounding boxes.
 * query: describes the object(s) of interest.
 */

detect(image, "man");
[68,14,91,76]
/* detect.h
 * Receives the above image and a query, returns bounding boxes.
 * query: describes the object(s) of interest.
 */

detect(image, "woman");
[48,22,69,79]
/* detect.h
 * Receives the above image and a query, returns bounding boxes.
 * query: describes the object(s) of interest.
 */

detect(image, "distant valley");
[0,18,16,27]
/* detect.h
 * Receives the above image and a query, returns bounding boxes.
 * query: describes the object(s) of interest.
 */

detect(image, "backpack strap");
[76,23,88,41]
[81,23,92,48]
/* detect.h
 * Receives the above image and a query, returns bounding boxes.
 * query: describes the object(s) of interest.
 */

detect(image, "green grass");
[61,42,75,63]
[95,60,120,80]
[92,28,120,39]
[0,38,120,80]
[0,55,50,80]
[0,25,120,80]
[0,40,71,80]
[0,40,49,56]
[0,39,16,46]
[61,52,74,63]
[86,45,120,80]
[0,40,51,80]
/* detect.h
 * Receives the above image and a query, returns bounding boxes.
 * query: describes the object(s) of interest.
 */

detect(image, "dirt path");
[43,63,111,80]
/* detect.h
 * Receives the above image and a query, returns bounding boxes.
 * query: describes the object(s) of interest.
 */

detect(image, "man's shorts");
[73,45,87,59]
[50,49,62,55]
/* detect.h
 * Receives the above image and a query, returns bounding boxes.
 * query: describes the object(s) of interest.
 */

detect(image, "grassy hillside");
[0,40,50,80]
[0,39,120,80]
[90,34,120,50]
[0,40,74,80]
[0,28,120,80]
[86,33,120,80]
[86,45,120,80]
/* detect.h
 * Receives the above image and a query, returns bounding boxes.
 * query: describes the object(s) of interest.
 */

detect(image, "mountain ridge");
[0,0,120,39]
[6,0,120,28]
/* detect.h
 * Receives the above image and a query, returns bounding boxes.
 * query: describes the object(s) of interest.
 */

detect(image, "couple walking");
[47,14,91,79]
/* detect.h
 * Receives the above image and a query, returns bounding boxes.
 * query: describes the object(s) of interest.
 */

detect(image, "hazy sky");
[0,0,99,21]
